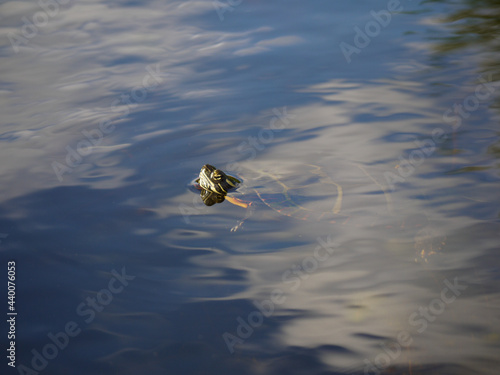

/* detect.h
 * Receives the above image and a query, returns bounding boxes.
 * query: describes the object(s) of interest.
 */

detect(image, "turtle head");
[198,164,240,195]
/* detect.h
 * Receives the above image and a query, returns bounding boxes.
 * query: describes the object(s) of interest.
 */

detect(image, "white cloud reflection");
[0,0,287,199]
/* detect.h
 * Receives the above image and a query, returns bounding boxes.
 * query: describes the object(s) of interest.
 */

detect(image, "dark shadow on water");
[1,182,496,374]
[430,0,500,86]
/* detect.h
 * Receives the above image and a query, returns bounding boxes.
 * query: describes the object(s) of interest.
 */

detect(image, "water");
[1,1,499,374]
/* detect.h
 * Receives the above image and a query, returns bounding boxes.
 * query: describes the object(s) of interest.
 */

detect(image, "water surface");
[1,1,499,374]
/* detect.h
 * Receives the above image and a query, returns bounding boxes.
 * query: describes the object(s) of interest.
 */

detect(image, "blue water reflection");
[0,0,499,374]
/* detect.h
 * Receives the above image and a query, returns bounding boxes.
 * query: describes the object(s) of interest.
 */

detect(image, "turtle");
[193,162,393,232]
